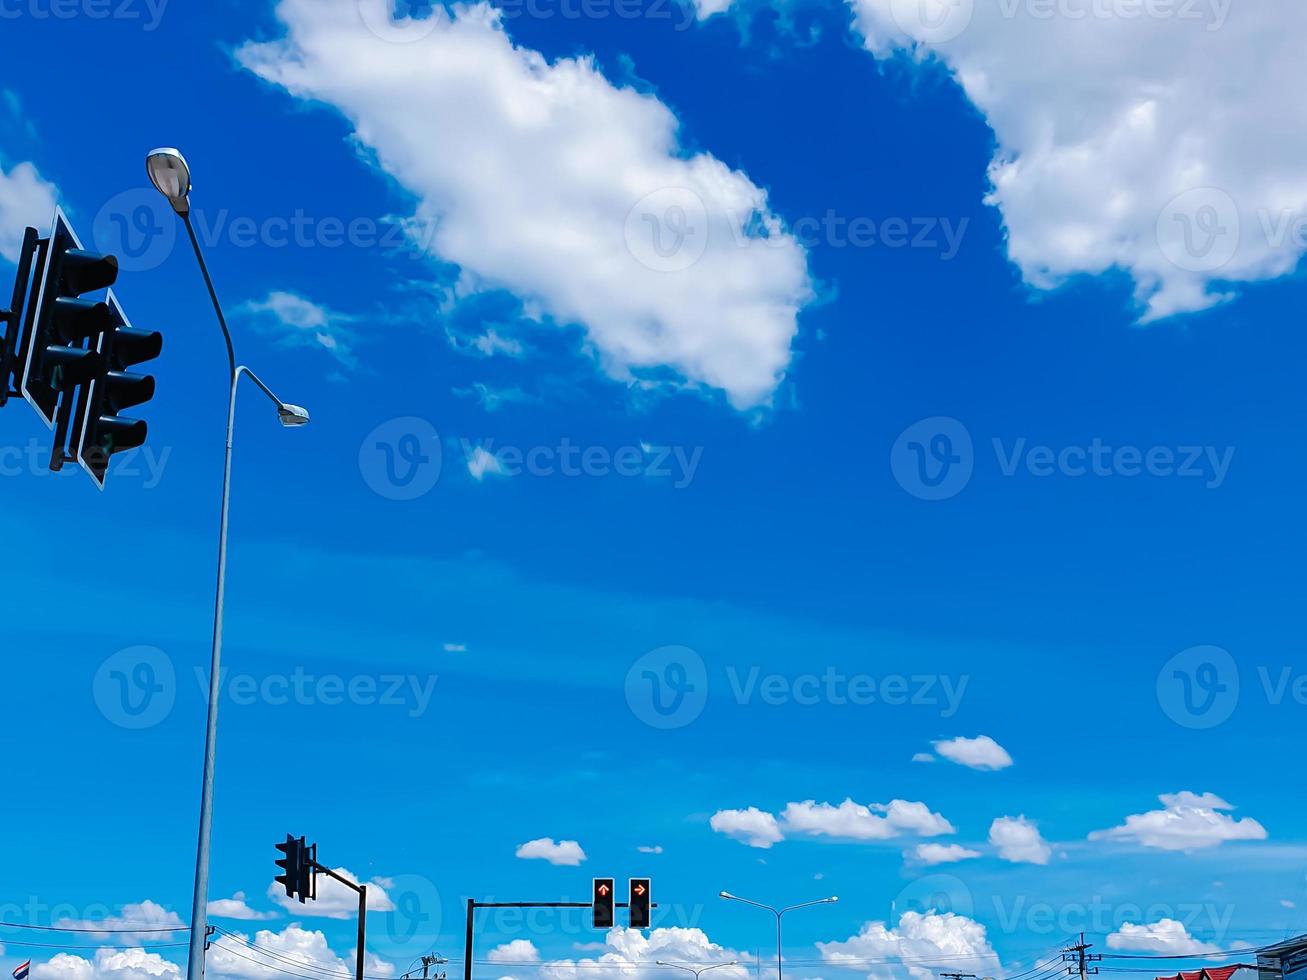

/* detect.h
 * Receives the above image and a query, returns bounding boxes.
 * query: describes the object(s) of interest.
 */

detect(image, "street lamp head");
[719,891,734,900]
[825,896,839,903]
[147,147,192,215]
[277,403,311,427]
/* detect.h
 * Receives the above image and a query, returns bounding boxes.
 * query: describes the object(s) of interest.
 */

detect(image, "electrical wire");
[0,921,188,934]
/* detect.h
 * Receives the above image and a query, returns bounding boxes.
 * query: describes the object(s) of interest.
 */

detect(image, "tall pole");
[774,910,782,980]
[357,884,368,980]
[719,894,836,980]
[184,210,239,980]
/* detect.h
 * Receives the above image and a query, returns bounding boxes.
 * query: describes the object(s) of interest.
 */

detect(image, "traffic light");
[275,835,314,902]
[592,878,614,929]
[628,878,650,930]
[17,209,118,429]
[70,291,162,488]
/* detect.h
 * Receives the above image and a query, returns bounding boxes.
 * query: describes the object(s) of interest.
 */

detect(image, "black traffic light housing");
[275,835,317,903]
[17,209,118,430]
[71,291,162,488]
[592,878,614,929]
[628,878,651,929]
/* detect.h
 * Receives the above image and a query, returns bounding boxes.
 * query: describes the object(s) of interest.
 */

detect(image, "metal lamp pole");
[719,893,837,980]
[147,148,310,980]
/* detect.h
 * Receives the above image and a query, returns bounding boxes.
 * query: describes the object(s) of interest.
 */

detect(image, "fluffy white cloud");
[488,941,541,964]
[0,157,56,263]
[467,446,509,481]
[844,0,1307,321]
[207,923,396,980]
[237,291,359,369]
[989,815,1052,865]
[541,927,748,980]
[710,807,784,848]
[237,0,812,410]
[33,948,180,980]
[818,911,1002,980]
[515,837,588,865]
[1089,792,1268,851]
[637,845,664,854]
[1107,920,1222,955]
[782,799,955,840]
[52,902,186,945]
[910,843,981,865]
[933,736,1013,771]
[267,868,396,918]
[209,892,278,921]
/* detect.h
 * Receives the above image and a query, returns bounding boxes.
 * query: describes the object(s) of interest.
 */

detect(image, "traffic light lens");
[61,249,119,296]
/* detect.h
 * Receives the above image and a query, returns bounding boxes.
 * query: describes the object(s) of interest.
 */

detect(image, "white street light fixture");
[146,147,192,215]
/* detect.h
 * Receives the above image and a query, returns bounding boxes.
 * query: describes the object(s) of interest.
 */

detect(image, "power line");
[0,921,188,934]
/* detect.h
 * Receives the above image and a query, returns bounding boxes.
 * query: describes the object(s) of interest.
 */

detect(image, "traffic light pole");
[462,899,658,980]
[312,864,368,980]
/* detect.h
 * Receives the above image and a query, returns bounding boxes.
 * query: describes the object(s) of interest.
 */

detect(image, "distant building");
[1258,935,1307,980]
[1154,964,1259,980]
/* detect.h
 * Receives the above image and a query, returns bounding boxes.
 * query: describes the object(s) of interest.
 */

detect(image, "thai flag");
[13,962,30,980]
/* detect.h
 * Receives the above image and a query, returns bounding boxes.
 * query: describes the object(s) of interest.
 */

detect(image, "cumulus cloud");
[710,807,785,848]
[818,911,1002,980]
[0,157,56,263]
[844,0,1307,321]
[467,446,509,481]
[782,799,955,841]
[237,0,812,410]
[488,941,541,964]
[910,843,982,865]
[515,838,587,865]
[1107,920,1223,955]
[1089,792,1268,852]
[207,923,396,980]
[267,869,396,918]
[51,902,186,945]
[33,948,180,980]
[209,892,278,921]
[540,927,748,980]
[989,815,1052,865]
[237,291,359,369]
[933,736,1013,771]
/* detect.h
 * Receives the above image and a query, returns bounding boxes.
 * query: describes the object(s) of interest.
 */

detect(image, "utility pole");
[1063,934,1101,980]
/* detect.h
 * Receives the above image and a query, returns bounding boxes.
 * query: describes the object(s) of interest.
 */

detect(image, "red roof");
[1156,965,1258,980]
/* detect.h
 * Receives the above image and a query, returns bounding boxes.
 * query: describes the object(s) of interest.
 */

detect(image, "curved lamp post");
[656,962,738,980]
[719,892,837,980]
[147,147,310,980]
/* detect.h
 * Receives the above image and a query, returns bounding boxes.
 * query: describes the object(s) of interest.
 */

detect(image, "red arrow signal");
[634,884,646,896]
[597,884,610,896]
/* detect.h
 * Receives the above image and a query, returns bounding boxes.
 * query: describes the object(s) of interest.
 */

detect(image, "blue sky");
[3,3,1307,980]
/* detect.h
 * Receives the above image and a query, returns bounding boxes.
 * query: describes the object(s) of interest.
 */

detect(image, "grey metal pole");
[775,910,782,980]
[357,884,368,980]
[183,209,239,980]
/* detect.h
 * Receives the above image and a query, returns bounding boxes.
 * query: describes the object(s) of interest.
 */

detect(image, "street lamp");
[719,892,837,980]
[656,963,738,980]
[148,147,310,980]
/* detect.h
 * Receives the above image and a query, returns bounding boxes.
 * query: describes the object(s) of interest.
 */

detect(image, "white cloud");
[1282,900,1297,910]
[1107,920,1222,956]
[844,0,1307,321]
[52,902,186,945]
[515,837,587,866]
[488,941,541,964]
[818,911,1002,980]
[910,843,982,865]
[637,845,664,854]
[1089,792,1268,852]
[447,326,525,360]
[912,753,936,763]
[782,799,955,841]
[33,948,180,980]
[443,642,468,652]
[237,0,812,410]
[933,736,1013,771]
[989,815,1052,865]
[0,158,56,263]
[467,446,508,481]
[207,923,396,980]
[710,807,785,848]
[267,868,396,918]
[209,892,278,921]
[237,291,358,369]
[541,927,748,980]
